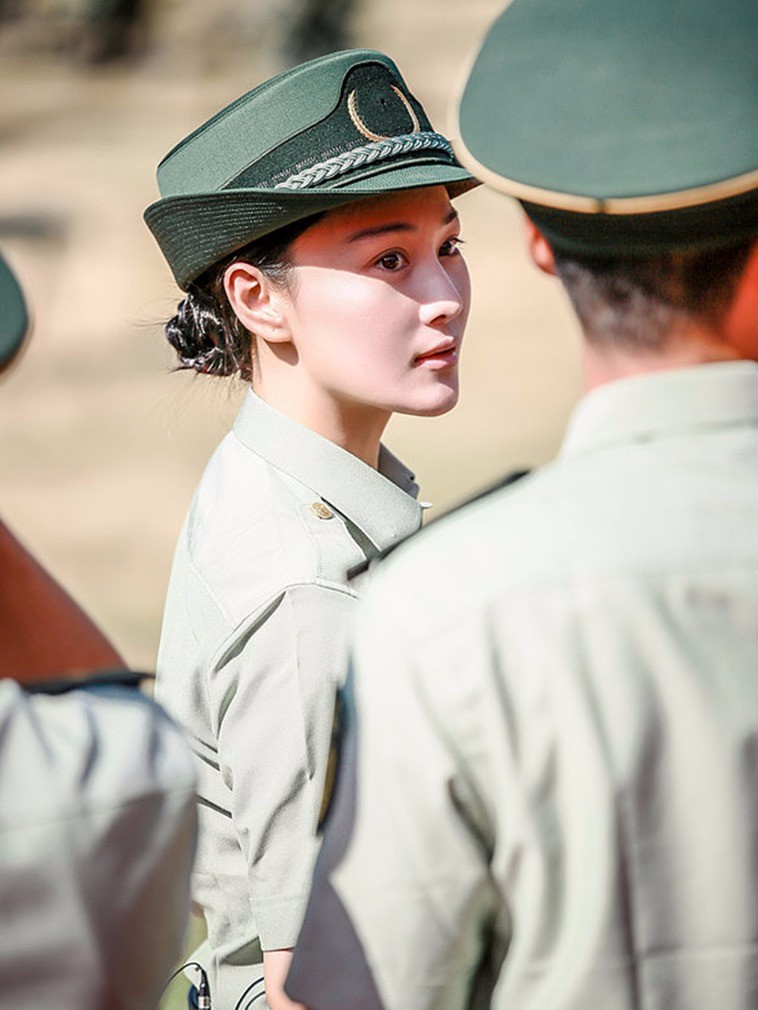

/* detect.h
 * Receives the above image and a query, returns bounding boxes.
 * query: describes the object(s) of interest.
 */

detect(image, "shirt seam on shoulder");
[184,542,237,627]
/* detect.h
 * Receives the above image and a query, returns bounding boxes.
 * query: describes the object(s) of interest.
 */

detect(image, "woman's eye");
[440,236,464,257]
[375,251,407,271]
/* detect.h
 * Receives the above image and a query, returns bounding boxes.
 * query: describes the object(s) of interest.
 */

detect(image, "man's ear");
[224,262,291,344]
[523,216,558,276]
[722,240,758,359]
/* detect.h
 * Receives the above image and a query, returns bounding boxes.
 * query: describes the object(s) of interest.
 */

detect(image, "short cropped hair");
[553,241,754,351]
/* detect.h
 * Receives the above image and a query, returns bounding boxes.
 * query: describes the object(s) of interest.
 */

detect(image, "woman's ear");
[223,262,292,344]
[523,216,557,276]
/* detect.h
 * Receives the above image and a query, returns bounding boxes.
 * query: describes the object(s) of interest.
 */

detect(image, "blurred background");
[0,0,581,672]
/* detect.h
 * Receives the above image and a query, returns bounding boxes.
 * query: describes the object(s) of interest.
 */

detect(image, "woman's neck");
[253,375,390,469]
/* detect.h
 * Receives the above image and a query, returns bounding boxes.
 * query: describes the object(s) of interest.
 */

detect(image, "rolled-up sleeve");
[0,678,197,1010]
[208,582,358,951]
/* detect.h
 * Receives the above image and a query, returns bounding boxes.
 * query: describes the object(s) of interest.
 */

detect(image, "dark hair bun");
[161,219,318,383]
[165,289,243,377]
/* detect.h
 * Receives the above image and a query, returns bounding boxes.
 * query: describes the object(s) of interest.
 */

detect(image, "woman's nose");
[418,260,470,328]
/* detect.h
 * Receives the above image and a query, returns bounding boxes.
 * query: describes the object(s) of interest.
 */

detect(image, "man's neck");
[583,323,742,392]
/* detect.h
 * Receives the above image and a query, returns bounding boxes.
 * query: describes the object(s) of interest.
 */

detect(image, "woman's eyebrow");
[347,207,459,244]
[347,221,414,243]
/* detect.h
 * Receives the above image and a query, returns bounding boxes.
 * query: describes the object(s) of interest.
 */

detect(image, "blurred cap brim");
[145,164,476,290]
[0,252,30,375]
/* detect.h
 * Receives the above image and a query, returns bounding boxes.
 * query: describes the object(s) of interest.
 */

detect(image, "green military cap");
[455,0,758,254]
[146,49,475,289]
[0,252,29,375]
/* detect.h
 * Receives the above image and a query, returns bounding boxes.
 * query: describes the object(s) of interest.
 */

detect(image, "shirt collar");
[233,391,422,551]
[560,360,758,460]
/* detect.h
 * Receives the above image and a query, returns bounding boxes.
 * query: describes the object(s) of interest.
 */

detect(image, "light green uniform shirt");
[155,391,422,1009]
[0,679,197,1010]
[289,361,758,1010]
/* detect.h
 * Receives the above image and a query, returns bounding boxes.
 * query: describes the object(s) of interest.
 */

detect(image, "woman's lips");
[414,342,458,367]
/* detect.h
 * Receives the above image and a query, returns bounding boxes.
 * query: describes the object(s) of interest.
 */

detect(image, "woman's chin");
[399,385,460,418]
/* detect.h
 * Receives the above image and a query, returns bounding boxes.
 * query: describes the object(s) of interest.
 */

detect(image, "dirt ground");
[0,0,582,670]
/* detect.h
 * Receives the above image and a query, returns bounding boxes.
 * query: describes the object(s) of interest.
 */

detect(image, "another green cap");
[456,0,758,253]
[0,252,29,375]
[146,49,475,289]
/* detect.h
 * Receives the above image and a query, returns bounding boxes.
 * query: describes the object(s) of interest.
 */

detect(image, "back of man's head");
[553,241,755,353]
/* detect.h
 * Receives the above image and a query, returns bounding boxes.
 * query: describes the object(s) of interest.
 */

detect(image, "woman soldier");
[144,49,475,1010]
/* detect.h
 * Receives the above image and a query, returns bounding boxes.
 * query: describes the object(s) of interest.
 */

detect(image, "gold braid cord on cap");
[273,132,454,191]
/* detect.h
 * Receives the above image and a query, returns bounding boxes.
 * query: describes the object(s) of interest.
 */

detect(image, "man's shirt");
[288,361,758,1010]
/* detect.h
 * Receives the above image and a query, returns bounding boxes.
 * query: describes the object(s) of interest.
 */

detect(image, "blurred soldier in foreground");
[285,0,758,1007]
[279,0,355,66]
[0,251,197,1010]
[80,0,149,64]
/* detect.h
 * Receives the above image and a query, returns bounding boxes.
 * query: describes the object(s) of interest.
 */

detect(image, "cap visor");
[146,161,476,289]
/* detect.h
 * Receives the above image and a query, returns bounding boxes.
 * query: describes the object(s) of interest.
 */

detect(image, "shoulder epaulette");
[24,668,153,696]
[347,468,530,582]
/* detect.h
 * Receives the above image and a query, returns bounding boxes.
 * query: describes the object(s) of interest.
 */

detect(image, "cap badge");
[347,85,420,142]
